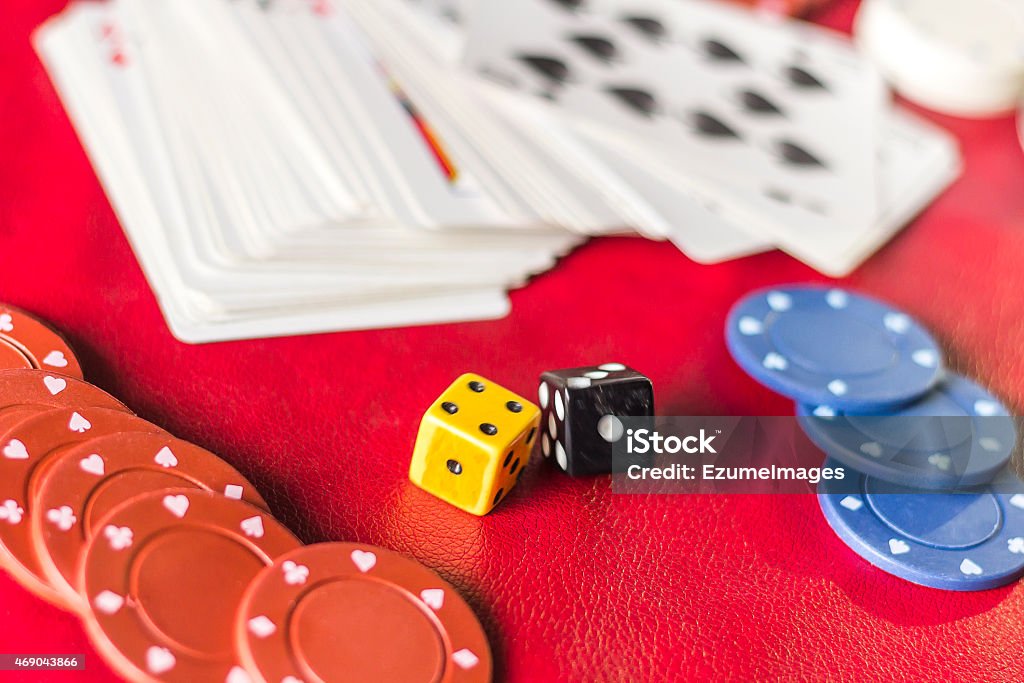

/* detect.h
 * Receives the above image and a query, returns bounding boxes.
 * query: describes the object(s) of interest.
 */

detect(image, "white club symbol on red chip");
[104,525,133,551]
[282,561,309,586]
[46,506,77,531]
[0,500,24,525]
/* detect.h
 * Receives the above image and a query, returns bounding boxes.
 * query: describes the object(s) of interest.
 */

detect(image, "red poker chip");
[236,543,492,683]
[0,339,32,372]
[80,489,301,683]
[0,304,82,378]
[0,406,162,608]
[30,431,270,613]
[0,369,130,436]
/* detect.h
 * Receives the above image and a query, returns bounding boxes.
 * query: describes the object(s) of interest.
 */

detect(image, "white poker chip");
[854,0,1024,118]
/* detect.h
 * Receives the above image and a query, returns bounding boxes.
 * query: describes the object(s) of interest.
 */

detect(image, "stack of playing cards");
[34,0,961,343]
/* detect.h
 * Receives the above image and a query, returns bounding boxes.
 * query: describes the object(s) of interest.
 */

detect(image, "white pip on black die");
[538,363,654,477]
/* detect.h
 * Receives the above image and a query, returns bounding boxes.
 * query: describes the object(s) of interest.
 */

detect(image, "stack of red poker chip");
[0,305,493,682]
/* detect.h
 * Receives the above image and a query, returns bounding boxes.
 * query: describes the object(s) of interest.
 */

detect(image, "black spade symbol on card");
[740,90,784,116]
[569,35,619,63]
[605,87,660,116]
[690,111,741,139]
[786,65,828,90]
[516,54,572,84]
[702,38,744,63]
[620,15,667,42]
[777,140,826,167]
[546,0,585,12]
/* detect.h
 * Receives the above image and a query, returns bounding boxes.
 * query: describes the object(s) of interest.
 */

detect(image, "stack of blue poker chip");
[726,285,1022,591]
[818,461,1024,591]
[796,375,1017,491]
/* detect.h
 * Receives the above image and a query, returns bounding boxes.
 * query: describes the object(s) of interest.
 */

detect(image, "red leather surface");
[3,0,1024,681]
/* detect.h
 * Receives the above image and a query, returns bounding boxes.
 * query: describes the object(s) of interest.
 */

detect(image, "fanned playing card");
[33,0,961,341]
[462,0,890,273]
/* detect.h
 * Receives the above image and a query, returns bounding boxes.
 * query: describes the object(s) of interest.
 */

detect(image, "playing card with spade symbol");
[463,0,890,274]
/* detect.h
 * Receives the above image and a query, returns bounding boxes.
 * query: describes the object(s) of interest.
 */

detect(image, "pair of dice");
[409,364,654,515]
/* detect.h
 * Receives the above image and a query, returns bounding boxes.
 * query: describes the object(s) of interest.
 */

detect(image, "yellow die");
[410,373,540,515]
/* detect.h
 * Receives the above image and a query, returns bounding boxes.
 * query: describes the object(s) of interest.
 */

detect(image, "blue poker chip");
[726,286,943,411]
[797,374,1017,490]
[819,459,1024,591]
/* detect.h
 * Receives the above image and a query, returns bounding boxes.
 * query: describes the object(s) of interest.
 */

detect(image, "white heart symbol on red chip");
[43,376,67,395]
[351,550,377,573]
[3,439,28,460]
[43,351,69,368]
[163,495,189,519]
[79,454,105,476]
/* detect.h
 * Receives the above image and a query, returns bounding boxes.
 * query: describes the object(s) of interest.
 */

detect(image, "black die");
[538,363,654,476]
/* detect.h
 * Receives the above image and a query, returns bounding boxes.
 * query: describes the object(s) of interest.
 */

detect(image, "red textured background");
[3,0,1024,681]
